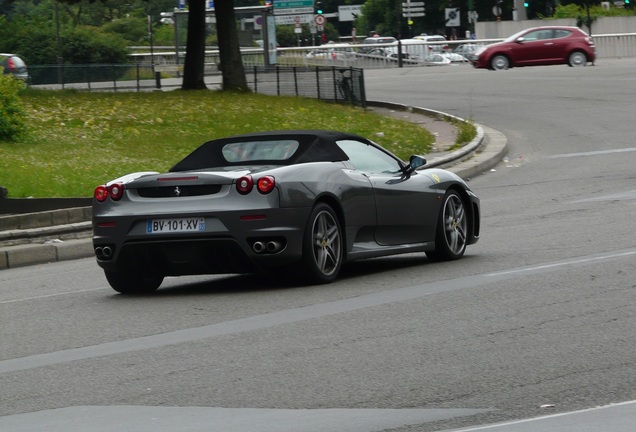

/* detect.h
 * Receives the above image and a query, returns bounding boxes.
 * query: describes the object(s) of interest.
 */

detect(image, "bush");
[102,17,149,45]
[0,76,27,141]
[62,26,129,64]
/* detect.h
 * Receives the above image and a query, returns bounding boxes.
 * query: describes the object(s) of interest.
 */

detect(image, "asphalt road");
[1,59,635,432]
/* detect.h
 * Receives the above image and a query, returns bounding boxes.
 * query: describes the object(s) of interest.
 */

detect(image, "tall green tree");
[180,0,249,91]
[213,0,248,91]
[181,0,207,90]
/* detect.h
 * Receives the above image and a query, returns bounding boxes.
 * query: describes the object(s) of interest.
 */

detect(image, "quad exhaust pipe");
[94,246,113,260]
[251,240,284,254]
[252,241,266,254]
[266,241,282,253]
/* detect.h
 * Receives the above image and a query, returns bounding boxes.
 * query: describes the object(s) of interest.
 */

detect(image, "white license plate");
[146,217,205,234]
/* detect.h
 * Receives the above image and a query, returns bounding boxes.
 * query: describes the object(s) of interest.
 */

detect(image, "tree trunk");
[215,0,250,92]
[181,0,207,90]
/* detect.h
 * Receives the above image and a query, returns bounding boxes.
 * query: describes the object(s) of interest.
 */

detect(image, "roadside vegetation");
[1,86,440,198]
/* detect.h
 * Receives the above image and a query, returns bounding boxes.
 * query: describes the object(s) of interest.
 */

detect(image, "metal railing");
[26,32,636,96]
[28,64,367,107]
[250,66,366,107]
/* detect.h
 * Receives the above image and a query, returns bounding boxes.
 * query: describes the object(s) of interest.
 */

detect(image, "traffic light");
[524,1,529,6]
[315,1,323,14]
[625,0,630,5]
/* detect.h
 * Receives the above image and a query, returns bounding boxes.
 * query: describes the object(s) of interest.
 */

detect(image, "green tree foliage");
[102,17,149,44]
[358,0,398,37]
[551,3,635,19]
[0,1,129,64]
[152,24,178,47]
[62,26,129,64]
[0,20,129,65]
[0,75,28,141]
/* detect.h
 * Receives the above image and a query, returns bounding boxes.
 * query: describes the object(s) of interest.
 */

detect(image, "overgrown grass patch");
[1,89,434,198]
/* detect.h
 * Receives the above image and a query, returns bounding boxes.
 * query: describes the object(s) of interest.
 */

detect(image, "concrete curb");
[367,101,508,179]
[0,107,507,270]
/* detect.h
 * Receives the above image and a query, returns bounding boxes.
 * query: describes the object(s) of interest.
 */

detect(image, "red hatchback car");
[472,26,596,70]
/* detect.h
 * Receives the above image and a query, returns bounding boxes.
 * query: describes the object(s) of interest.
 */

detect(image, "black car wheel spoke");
[443,194,467,255]
[312,210,341,276]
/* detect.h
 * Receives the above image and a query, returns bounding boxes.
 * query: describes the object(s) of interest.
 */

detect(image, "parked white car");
[411,35,449,52]
[384,38,446,61]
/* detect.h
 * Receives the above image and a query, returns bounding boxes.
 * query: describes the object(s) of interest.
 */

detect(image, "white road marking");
[1,247,635,375]
[546,147,636,158]
[443,399,636,431]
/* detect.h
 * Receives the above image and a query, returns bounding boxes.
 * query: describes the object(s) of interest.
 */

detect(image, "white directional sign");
[403,1,426,18]
[338,5,363,22]
[275,14,313,25]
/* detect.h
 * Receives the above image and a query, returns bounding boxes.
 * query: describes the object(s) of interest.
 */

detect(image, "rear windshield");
[221,140,300,163]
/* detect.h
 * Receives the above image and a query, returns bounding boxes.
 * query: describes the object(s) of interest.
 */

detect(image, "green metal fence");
[28,64,366,107]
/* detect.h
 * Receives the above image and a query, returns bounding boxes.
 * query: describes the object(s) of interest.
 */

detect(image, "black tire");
[104,270,163,295]
[426,190,468,262]
[491,54,509,70]
[301,203,343,284]
[568,51,587,67]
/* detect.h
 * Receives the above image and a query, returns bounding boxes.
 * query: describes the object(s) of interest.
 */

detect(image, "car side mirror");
[405,155,426,174]
[516,37,526,43]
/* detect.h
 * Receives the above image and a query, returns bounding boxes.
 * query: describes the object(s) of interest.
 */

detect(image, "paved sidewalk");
[0,102,508,270]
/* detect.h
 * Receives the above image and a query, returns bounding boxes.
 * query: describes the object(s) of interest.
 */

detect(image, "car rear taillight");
[94,185,109,202]
[109,183,124,201]
[7,58,15,71]
[94,183,125,202]
[237,175,254,194]
[257,176,275,194]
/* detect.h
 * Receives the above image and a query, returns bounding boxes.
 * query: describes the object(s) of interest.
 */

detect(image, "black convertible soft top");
[170,130,372,172]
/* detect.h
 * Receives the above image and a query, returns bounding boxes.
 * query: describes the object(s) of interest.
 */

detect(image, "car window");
[222,140,299,162]
[523,29,553,41]
[553,29,572,39]
[336,139,402,174]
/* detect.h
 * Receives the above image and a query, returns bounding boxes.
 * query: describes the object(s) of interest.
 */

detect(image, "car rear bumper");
[92,207,311,276]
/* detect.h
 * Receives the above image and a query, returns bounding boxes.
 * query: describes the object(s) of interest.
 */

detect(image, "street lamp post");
[55,1,63,86]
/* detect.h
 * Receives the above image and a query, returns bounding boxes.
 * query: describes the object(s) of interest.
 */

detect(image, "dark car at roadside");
[1,53,29,83]
[472,26,596,70]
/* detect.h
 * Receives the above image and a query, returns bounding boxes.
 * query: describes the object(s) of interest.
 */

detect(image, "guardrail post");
[136,64,140,92]
[358,68,367,108]
[112,64,117,92]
